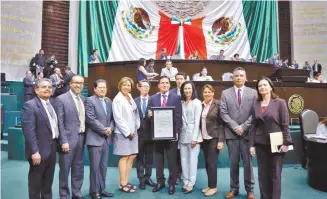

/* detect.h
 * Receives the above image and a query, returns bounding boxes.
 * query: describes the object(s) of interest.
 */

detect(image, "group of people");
[30,49,59,79]
[22,65,293,199]
[23,66,75,102]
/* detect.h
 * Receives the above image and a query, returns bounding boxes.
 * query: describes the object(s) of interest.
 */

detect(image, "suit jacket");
[34,53,45,67]
[134,96,152,140]
[49,74,60,95]
[312,63,322,73]
[112,92,140,137]
[89,55,102,63]
[170,88,179,96]
[21,97,56,160]
[200,99,225,142]
[160,67,178,80]
[55,91,85,149]
[85,95,114,146]
[249,98,293,147]
[23,77,35,95]
[220,86,256,140]
[148,92,182,136]
[63,71,75,93]
[180,98,203,143]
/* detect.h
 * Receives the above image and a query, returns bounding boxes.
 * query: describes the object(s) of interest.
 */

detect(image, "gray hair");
[233,67,246,74]
[35,78,52,88]
[54,68,60,72]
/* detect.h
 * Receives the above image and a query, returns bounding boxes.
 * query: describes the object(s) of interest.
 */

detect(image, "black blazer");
[134,96,152,140]
[249,98,293,147]
[200,99,225,142]
[21,97,56,160]
[23,77,35,95]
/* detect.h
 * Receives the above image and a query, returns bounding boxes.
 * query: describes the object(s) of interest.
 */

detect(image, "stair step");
[1,140,8,151]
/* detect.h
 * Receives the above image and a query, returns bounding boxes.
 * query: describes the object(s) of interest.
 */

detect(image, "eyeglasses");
[71,82,84,85]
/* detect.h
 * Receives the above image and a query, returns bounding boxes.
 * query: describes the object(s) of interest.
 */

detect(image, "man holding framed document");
[148,76,182,195]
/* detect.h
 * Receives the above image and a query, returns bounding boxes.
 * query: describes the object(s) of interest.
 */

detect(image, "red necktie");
[237,89,242,105]
[162,94,167,107]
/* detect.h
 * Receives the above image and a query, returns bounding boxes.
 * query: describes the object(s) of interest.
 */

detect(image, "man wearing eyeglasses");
[21,78,59,199]
[55,75,86,199]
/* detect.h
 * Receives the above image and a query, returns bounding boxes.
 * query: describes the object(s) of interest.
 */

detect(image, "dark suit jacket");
[63,71,75,93]
[85,95,114,146]
[249,98,293,147]
[21,97,55,160]
[55,91,85,149]
[135,96,151,140]
[34,53,45,67]
[312,63,322,73]
[23,77,35,95]
[148,92,182,135]
[200,99,225,142]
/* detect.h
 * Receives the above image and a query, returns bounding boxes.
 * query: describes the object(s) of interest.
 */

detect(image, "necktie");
[46,102,59,138]
[100,98,108,116]
[162,94,167,107]
[76,96,85,132]
[237,89,242,105]
[142,98,147,117]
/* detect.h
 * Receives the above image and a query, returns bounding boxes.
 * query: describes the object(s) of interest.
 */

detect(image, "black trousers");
[256,144,284,199]
[202,138,219,188]
[176,148,182,179]
[155,140,178,185]
[28,139,57,199]
[136,139,155,182]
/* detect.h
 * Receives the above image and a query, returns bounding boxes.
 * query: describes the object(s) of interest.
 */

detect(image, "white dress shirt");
[39,97,58,139]
[234,85,245,99]
[69,90,85,132]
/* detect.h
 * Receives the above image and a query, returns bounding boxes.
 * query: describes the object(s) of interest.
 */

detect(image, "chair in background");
[192,73,200,80]
[299,109,319,168]
[222,72,233,81]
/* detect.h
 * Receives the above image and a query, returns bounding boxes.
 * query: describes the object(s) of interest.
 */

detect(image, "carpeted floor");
[1,151,326,199]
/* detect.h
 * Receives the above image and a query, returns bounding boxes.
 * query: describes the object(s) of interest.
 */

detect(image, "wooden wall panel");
[41,1,70,70]
[278,1,292,61]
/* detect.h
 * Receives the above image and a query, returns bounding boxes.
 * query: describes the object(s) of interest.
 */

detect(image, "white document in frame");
[270,132,294,153]
[154,109,174,138]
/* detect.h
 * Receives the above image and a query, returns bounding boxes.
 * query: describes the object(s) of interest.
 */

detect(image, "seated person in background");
[217,49,225,60]
[291,60,299,69]
[303,61,311,70]
[282,59,289,68]
[160,48,167,60]
[316,116,327,137]
[194,67,213,81]
[171,52,182,59]
[160,59,178,81]
[137,58,159,82]
[276,60,283,68]
[249,55,257,62]
[35,72,44,83]
[47,54,58,77]
[232,53,240,61]
[188,50,201,60]
[311,73,324,83]
[145,58,157,80]
[90,49,102,63]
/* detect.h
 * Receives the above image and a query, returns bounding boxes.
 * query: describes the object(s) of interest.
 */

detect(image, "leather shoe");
[99,190,114,197]
[139,182,146,190]
[145,179,157,187]
[152,184,165,192]
[225,190,239,199]
[247,192,256,199]
[89,193,101,199]
[168,184,175,195]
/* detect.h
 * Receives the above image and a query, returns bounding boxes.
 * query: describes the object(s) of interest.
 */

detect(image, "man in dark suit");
[49,68,63,97]
[220,67,256,199]
[55,75,86,199]
[169,71,186,185]
[149,76,182,195]
[23,71,35,102]
[21,78,59,199]
[85,79,114,199]
[134,80,156,189]
[312,60,322,78]
[89,49,102,63]
[33,49,46,77]
[63,66,75,93]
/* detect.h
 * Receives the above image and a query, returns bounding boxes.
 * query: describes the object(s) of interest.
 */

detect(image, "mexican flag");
[78,0,278,76]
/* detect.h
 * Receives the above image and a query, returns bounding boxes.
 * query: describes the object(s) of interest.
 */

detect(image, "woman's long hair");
[256,76,279,101]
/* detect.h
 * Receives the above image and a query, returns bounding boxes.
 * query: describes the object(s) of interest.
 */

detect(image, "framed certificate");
[151,106,176,140]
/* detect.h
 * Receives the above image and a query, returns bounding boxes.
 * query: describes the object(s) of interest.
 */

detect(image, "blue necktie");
[142,98,147,117]
[100,98,107,116]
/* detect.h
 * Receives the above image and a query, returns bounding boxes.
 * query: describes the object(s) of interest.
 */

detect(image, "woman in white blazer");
[179,81,203,194]
[113,77,140,193]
